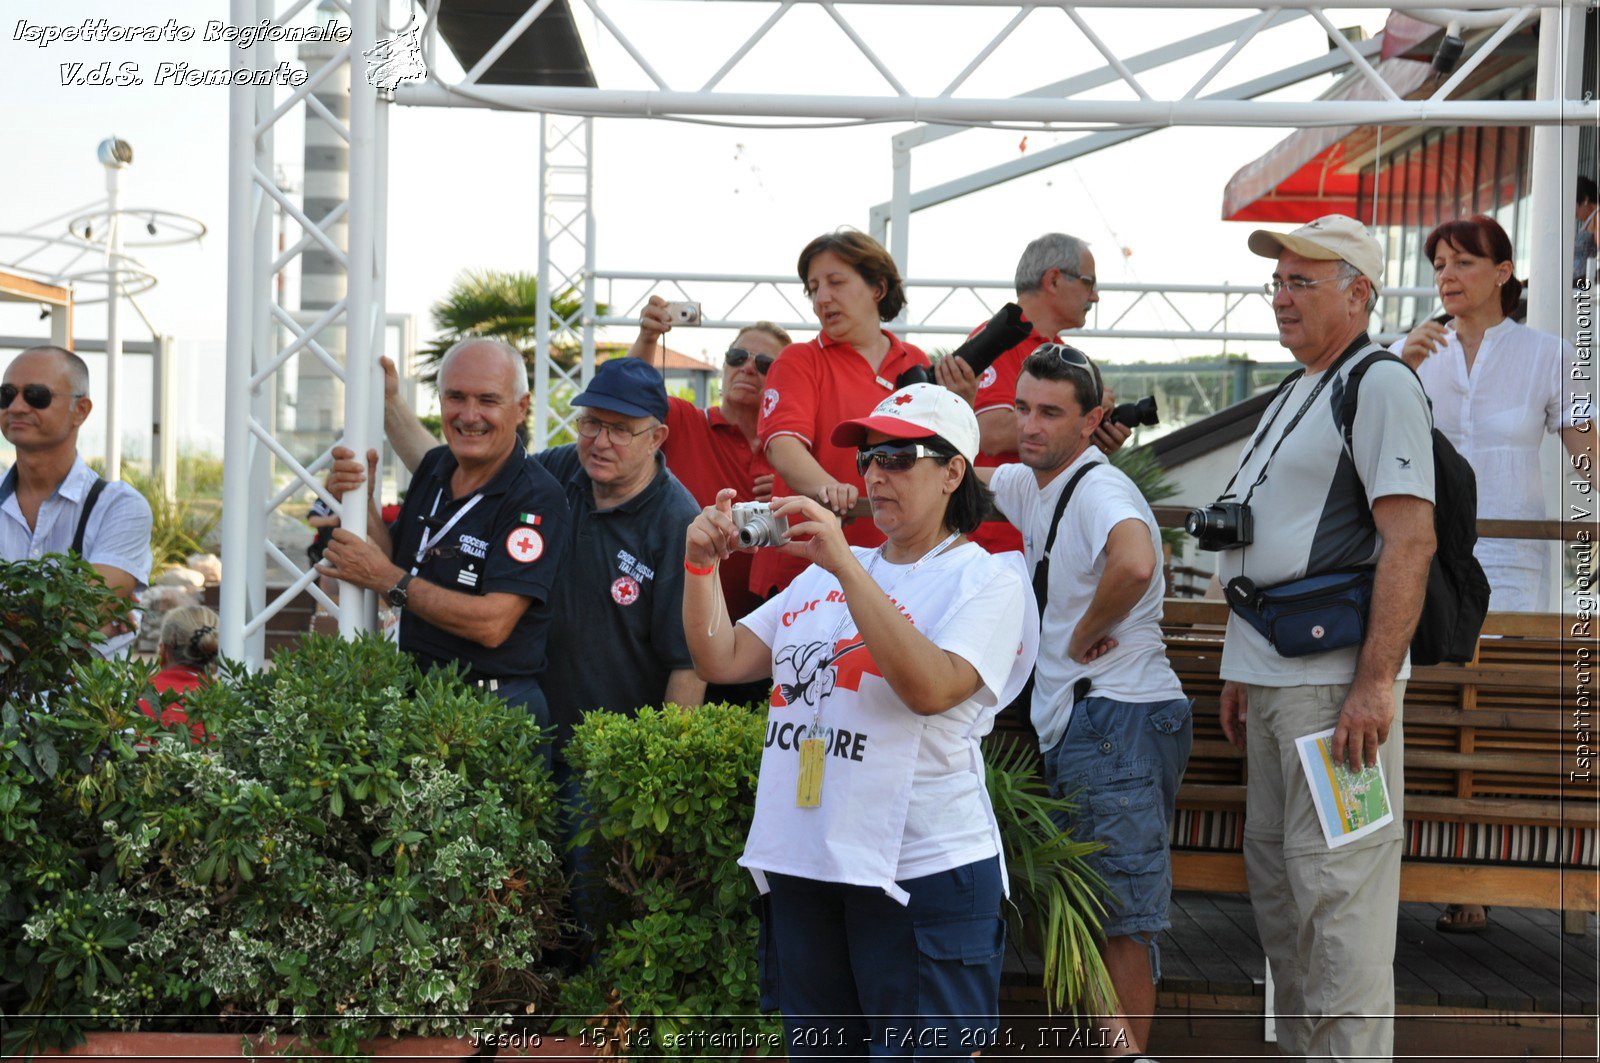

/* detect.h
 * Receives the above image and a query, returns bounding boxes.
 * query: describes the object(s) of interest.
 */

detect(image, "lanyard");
[1221,339,1371,506]
[809,531,962,733]
[412,488,484,574]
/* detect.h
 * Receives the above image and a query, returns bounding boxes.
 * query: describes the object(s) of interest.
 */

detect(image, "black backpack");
[1338,351,1490,665]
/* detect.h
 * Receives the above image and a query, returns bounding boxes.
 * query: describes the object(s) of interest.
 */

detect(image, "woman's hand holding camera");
[686,488,743,569]
[772,495,852,576]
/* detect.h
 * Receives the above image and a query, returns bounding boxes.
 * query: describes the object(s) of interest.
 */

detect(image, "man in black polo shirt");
[317,339,569,727]
[378,354,705,745]
[535,358,705,743]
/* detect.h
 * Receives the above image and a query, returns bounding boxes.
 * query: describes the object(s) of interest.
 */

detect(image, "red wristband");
[684,560,716,577]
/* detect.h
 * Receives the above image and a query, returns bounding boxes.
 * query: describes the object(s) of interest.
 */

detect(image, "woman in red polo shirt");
[138,604,219,742]
[753,229,932,595]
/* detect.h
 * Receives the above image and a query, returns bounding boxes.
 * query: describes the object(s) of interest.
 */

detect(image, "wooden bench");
[1161,599,1598,912]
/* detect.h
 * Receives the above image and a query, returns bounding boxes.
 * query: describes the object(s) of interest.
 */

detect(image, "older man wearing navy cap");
[535,358,705,743]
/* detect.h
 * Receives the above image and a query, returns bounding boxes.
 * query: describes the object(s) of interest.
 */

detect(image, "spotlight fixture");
[147,220,158,236]
[39,305,50,320]
[1432,21,1464,77]
[84,223,92,240]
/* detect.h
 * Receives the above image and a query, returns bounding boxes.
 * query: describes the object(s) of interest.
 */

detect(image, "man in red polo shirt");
[628,294,789,625]
[937,232,1129,552]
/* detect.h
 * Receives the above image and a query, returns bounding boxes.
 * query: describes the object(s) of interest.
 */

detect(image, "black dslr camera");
[1185,500,1253,552]
[1109,394,1159,429]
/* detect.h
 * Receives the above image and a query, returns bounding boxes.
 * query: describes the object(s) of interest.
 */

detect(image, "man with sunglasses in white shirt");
[1,345,153,658]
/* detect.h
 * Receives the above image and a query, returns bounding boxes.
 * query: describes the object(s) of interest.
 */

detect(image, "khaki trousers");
[1241,681,1405,1063]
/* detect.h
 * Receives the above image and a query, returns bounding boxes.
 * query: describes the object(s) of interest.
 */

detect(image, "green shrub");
[121,468,221,569]
[1,594,565,1058]
[986,742,1115,1015]
[556,703,781,1056]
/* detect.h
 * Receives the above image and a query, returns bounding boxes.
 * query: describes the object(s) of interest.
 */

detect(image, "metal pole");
[247,8,275,664]
[535,115,553,449]
[889,140,911,286]
[581,118,597,391]
[151,335,175,501]
[220,0,257,662]
[103,159,123,481]
[340,0,377,637]
[1527,4,1583,337]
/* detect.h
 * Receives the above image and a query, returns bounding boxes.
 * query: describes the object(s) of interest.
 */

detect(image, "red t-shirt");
[969,319,1056,555]
[663,396,763,621]
[138,664,209,742]
[752,331,931,594]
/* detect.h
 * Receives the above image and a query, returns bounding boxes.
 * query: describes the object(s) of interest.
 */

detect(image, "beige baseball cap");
[1248,214,1383,285]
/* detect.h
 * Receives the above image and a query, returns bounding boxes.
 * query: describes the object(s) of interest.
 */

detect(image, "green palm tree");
[415,269,602,383]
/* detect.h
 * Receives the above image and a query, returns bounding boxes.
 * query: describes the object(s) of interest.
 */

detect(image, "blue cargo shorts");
[1043,695,1192,961]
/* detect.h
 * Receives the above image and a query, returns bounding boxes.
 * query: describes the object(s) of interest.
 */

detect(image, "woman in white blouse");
[1395,213,1590,613]
[1394,214,1591,935]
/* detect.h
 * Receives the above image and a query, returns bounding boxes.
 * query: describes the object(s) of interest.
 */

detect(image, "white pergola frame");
[223,0,1596,662]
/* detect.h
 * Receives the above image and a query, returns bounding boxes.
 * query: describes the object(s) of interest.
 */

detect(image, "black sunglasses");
[725,348,774,374]
[0,383,80,410]
[855,442,946,476]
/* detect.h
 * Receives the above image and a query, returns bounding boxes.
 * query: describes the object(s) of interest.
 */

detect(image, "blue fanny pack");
[1224,570,1374,658]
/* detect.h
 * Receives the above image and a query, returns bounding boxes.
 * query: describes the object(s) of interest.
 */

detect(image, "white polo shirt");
[990,451,1184,753]
[1,455,154,658]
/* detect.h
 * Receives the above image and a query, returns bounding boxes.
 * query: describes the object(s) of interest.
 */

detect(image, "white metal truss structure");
[225,0,1595,659]
[533,115,596,450]
[223,0,387,663]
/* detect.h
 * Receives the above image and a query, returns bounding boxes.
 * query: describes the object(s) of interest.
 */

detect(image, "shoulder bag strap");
[1031,461,1100,617]
[72,477,107,556]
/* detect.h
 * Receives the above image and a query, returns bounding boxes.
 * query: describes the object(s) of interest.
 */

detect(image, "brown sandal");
[1436,903,1490,934]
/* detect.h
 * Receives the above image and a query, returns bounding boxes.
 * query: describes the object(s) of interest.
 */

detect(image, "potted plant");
[1,556,571,1060]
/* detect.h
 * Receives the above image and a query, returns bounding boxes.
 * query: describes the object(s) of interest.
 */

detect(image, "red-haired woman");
[1393,214,1592,933]
[751,229,932,596]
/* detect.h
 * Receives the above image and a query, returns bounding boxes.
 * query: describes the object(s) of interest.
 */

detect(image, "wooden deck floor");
[1157,890,1598,1015]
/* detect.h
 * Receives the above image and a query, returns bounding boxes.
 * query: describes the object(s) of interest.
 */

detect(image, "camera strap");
[1219,336,1372,506]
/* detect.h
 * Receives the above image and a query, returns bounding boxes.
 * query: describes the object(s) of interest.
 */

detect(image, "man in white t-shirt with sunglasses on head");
[978,341,1190,1061]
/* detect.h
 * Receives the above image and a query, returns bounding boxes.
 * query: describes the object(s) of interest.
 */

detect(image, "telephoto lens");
[1110,394,1159,429]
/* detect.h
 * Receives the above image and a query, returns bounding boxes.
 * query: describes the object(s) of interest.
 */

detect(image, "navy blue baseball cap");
[572,359,670,421]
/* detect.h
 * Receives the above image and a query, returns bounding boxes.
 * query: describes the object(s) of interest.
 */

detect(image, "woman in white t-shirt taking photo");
[683,383,1039,1058]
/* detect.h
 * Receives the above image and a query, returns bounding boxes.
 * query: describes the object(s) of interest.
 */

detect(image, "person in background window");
[1394,215,1593,935]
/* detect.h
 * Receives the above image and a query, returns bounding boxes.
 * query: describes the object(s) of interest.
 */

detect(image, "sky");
[0,0,1397,459]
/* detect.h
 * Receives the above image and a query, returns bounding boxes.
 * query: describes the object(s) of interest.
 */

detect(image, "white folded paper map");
[1295,727,1393,849]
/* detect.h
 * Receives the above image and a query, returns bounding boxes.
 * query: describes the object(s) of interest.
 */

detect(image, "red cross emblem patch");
[978,366,998,389]
[506,526,544,564]
[894,393,914,405]
[611,576,641,606]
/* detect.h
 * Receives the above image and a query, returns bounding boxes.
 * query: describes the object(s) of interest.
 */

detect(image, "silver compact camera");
[731,501,789,549]
[664,300,702,326]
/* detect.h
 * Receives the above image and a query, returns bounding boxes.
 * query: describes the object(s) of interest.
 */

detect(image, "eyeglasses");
[1263,275,1348,298]
[855,442,946,476]
[575,415,656,446]
[1059,268,1097,291]
[725,348,774,374]
[0,383,82,410]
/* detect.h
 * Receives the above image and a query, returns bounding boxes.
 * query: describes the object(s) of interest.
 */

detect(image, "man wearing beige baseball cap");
[1206,215,1437,1061]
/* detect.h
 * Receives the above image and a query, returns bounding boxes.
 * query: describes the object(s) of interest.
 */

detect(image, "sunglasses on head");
[725,348,774,373]
[0,383,79,410]
[855,442,946,476]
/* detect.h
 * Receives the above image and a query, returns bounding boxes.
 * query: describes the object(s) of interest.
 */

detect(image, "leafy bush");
[986,742,1114,1015]
[122,468,221,569]
[556,703,780,1056]
[1,587,565,1059]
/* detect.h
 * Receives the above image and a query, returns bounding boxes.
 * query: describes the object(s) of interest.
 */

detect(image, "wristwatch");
[385,572,414,609]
